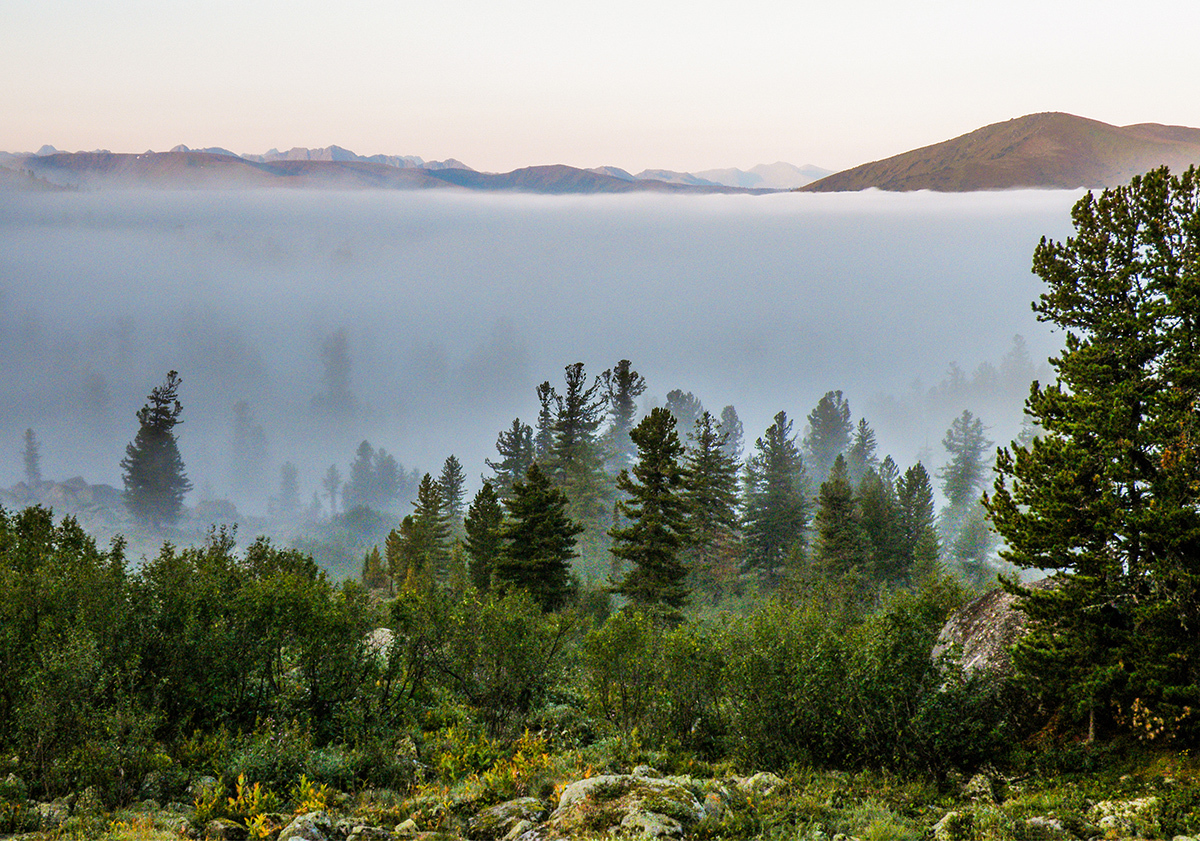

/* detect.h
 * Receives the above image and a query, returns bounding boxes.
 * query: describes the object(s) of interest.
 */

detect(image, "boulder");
[549,772,704,838]
[206,818,248,840]
[467,797,546,839]
[1090,797,1161,837]
[931,811,972,841]
[737,772,788,797]
[932,578,1056,678]
[280,810,335,841]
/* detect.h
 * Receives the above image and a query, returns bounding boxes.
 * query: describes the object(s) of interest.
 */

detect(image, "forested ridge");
[4,168,1200,841]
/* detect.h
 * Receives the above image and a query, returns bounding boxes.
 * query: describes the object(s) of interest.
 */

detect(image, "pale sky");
[5,0,1200,174]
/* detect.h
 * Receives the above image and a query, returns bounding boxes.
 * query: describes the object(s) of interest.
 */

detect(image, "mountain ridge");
[802,113,1200,192]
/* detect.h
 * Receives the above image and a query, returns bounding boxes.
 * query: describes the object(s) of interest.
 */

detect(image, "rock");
[467,797,546,839]
[395,818,419,835]
[36,798,71,830]
[1023,816,1072,840]
[738,772,788,797]
[74,785,104,814]
[280,810,335,841]
[207,818,249,840]
[501,819,533,841]
[932,811,972,841]
[961,773,996,803]
[619,809,683,837]
[347,826,397,841]
[550,773,704,837]
[188,775,221,800]
[932,578,1056,678]
[366,628,395,658]
[1090,797,1161,837]
[632,765,661,778]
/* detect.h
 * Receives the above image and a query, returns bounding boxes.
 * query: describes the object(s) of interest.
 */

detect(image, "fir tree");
[121,371,193,527]
[857,464,905,587]
[494,464,583,611]
[611,408,692,621]
[393,474,452,588]
[846,418,878,488]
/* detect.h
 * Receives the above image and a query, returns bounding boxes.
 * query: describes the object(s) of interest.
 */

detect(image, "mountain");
[3,152,772,195]
[803,113,1200,192]
[697,162,832,189]
[633,169,723,187]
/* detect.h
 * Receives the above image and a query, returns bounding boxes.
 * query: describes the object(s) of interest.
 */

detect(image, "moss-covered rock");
[467,797,546,840]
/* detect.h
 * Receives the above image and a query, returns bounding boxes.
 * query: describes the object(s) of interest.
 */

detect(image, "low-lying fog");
[0,188,1078,515]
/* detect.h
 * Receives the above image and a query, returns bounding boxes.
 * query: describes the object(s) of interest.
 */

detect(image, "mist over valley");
[1,187,1075,564]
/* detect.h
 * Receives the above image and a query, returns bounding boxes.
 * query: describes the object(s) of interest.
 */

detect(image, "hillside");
[803,112,1200,192]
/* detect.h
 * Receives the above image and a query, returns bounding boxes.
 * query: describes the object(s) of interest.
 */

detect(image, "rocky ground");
[6,758,1200,841]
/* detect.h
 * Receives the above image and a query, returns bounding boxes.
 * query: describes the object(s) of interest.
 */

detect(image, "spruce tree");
[718,405,744,464]
[22,428,41,485]
[897,463,940,582]
[486,418,535,499]
[846,418,878,488]
[464,481,505,590]
[664,389,704,438]
[611,408,692,620]
[857,464,905,587]
[601,359,647,472]
[438,454,467,526]
[682,411,741,600]
[804,390,853,487]
[121,371,192,527]
[495,464,583,611]
[812,454,869,592]
[743,410,809,588]
[988,166,1200,738]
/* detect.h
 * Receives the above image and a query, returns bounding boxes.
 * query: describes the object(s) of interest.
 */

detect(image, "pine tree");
[743,410,809,588]
[464,482,505,590]
[22,428,41,485]
[545,363,612,552]
[494,464,583,611]
[939,410,993,508]
[804,390,853,487]
[343,441,376,511]
[601,359,647,473]
[988,167,1200,737]
[611,408,692,620]
[121,371,193,527]
[361,546,389,589]
[486,418,535,498]
[534,381,555,463]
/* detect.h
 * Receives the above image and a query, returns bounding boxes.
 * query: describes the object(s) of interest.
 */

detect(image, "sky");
[5,0,1200,173]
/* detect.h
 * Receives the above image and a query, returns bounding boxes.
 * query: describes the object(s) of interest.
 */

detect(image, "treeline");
[360,359,1004,611]
[0,505,1009,810]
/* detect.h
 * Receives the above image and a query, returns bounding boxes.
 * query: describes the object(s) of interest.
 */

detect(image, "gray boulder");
[468,797,546,839]
[280,810,335,841]
[932,578,1056,678]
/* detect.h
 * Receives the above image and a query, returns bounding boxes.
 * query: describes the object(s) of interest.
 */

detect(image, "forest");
[3,168,1200,841]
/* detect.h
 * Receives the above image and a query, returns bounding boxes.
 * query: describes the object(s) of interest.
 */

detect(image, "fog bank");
[0,188,1079,513]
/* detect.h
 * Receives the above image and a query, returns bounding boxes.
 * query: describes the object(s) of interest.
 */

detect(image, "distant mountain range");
[804,113,1200,192]
[0,144,832,194]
